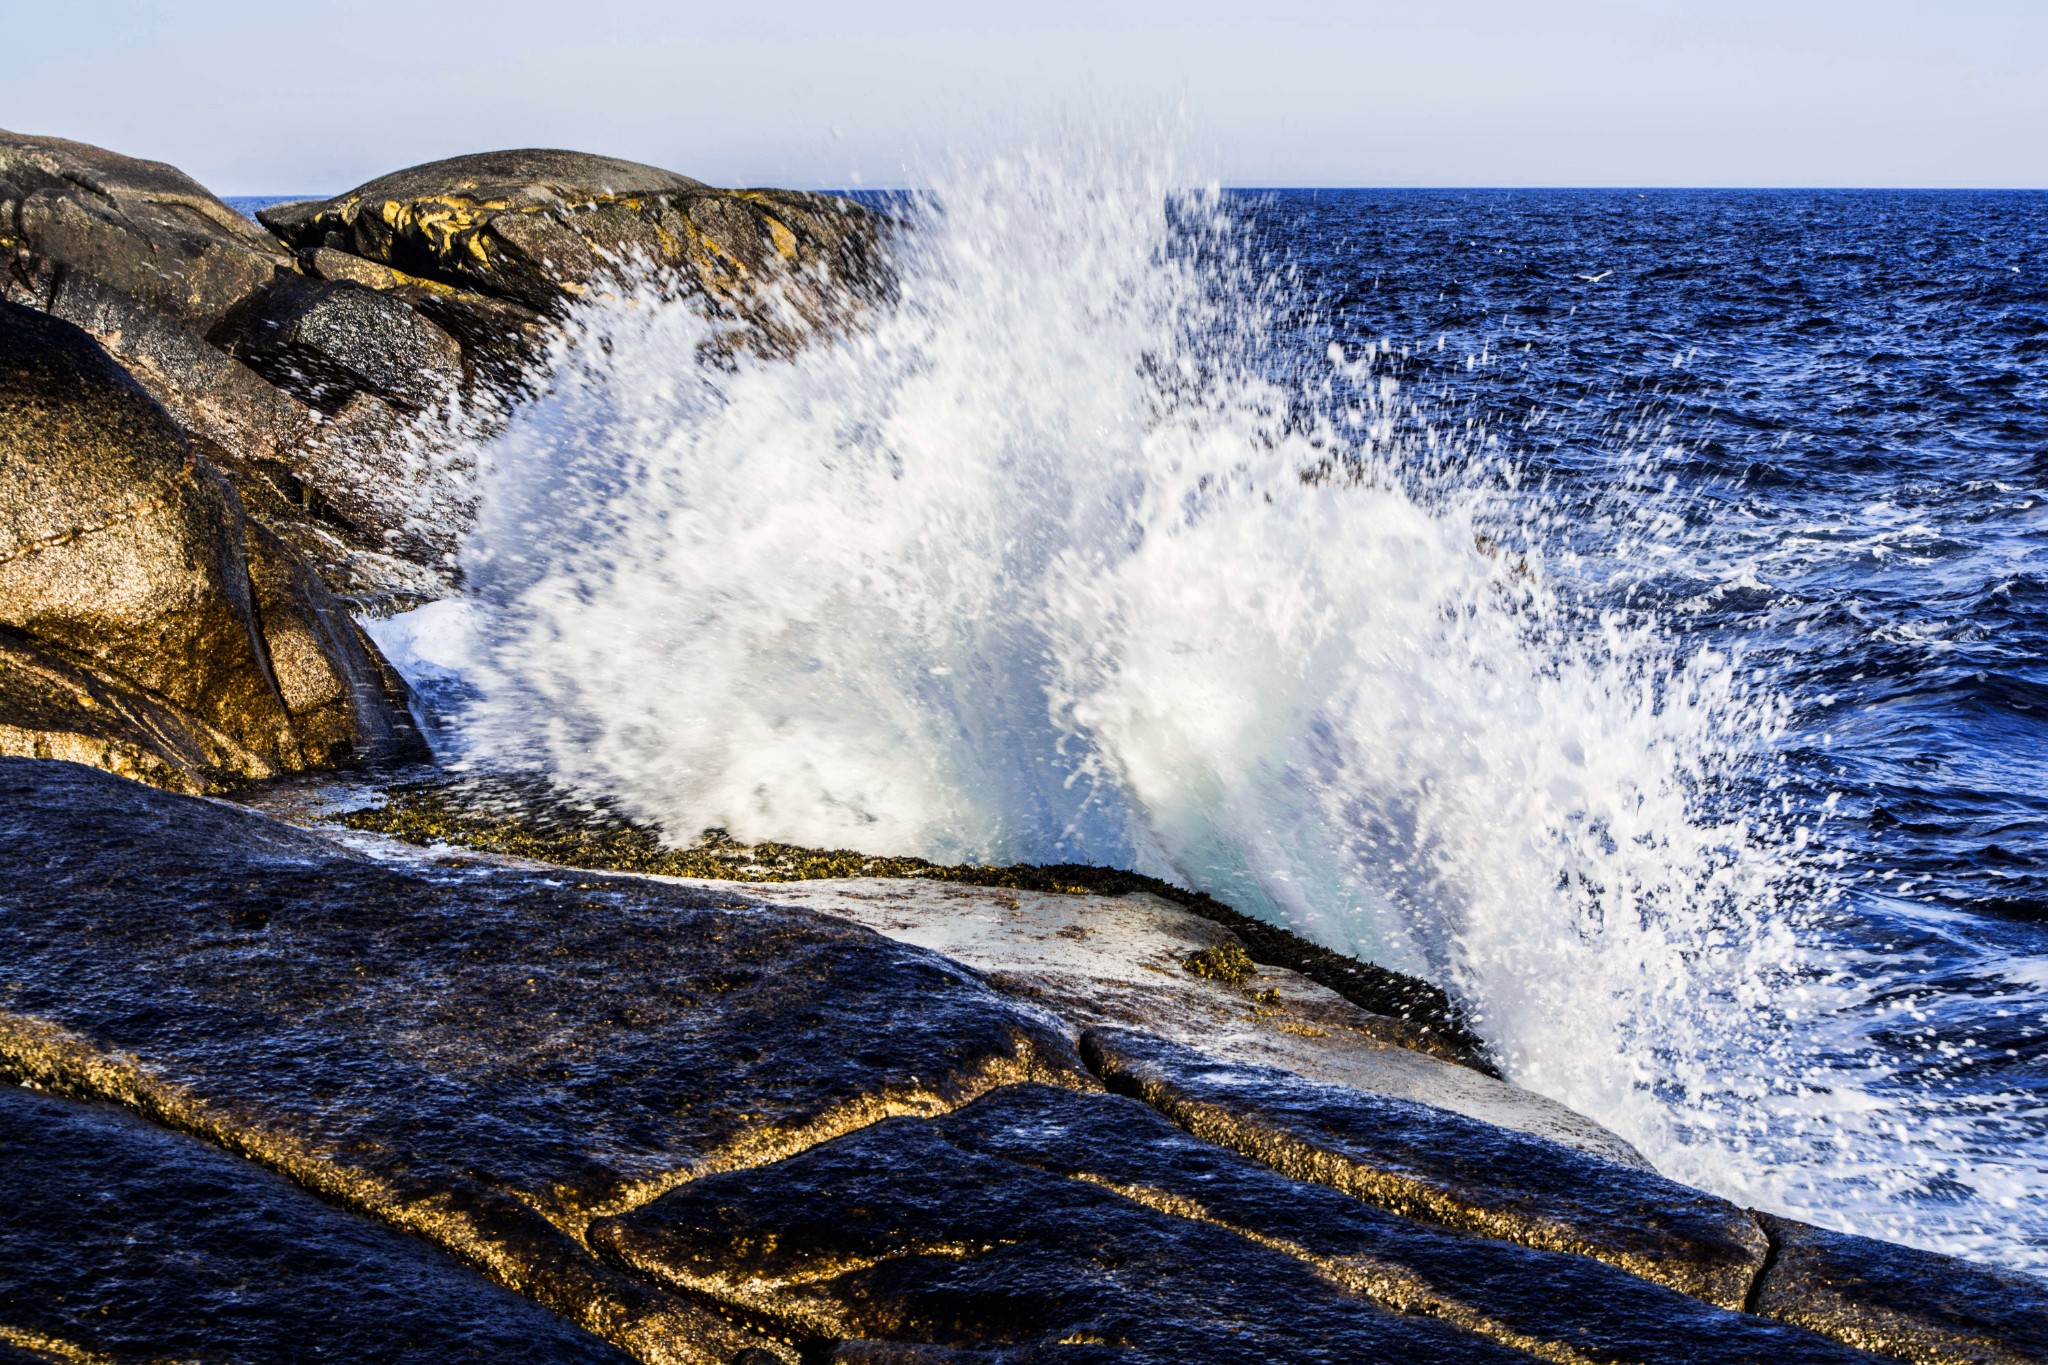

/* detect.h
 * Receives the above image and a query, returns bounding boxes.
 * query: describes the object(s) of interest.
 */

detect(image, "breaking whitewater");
[365,134,2048,1274]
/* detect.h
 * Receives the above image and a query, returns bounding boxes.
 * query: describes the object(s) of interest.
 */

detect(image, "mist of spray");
[413,128,2045,1269]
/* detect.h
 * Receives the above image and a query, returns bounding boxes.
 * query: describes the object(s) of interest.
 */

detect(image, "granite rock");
[0,1083,633,1365]
[0,758,1091,1363]
[1754,1213,2048,1365]
[213,273,467,414]
[598,1083,1879,1364]
[0,128,289,330]
[593,1093,1531,1364]
[0,301,423,790]
[258,148,880,338]
[715,876,1646,1164]
[1083,1027,1772,1310]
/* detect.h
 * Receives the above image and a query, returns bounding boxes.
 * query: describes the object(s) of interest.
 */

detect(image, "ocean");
[266,154,2047,1273]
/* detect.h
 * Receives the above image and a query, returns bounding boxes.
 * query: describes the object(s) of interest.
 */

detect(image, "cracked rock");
[0,1083,632,1365]
[0,758,1090,1363]
[1082,1027,1772,1310]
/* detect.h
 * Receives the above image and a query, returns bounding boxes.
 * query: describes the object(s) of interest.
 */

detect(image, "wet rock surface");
[594,1093,1531,1365]
[1754,1214,2048,1365]
[0,1083,632,1364]
[4,757,2044,1364]
[1082,1026,1772,1309]
[697,875,1645,1164]
[598,1083,1876,1364]
[0,302,423,791]
[0,757,1087,1362]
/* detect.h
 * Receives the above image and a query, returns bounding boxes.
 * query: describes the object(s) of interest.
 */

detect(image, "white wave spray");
[426,128,2046,1269]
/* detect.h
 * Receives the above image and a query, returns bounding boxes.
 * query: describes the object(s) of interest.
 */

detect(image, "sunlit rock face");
[2,132,884,610]
[257,148,881,334]
[0,303,423,791]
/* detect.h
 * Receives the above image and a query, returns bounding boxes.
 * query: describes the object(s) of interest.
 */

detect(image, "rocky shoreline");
[2,130,2045,1363]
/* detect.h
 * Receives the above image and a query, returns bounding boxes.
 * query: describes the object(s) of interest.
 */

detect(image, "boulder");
[212,273,466,415]
[0,129,289,331]
[259,148,879,334]
[0,758,1092,1363]
[0,1085,633,1365]
[0,301,423,790]
[0,132,461,600]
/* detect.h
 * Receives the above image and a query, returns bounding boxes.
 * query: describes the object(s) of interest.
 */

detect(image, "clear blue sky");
[4,0,2043,194]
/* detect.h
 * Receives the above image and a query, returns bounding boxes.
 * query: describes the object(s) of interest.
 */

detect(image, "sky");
[3,0,2044,194]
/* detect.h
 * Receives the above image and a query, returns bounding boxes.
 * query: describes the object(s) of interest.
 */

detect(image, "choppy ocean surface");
[319,153,2045,1272]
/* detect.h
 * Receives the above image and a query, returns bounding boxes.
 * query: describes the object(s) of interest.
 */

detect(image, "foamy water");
[371,132,2048,1271]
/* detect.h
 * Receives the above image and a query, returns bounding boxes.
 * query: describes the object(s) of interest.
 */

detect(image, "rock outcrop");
[0,302,422,791]
[0,129,459,606]
[257,148,878,339]
[3,132,882,609]
[5,758,2044,1365]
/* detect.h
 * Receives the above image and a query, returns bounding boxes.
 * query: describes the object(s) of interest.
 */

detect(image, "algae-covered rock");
[261,148,879,329]
[1082,1028,1773,1311]
[0,301,423,790]
[0,1085,634,1365]
[0,758,1091,1363]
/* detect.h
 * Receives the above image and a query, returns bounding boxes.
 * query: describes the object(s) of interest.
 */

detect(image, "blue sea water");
[1244,186,2048,1256]
[317,171,2047,1269]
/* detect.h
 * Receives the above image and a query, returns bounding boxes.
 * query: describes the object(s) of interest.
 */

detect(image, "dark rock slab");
[0,301,422,790]
[593,1095,1532,1364]
[915,1085,1876,1363]
[1754,1214,2048,1365]
[1083,1027,1770,1310]
[0,1083,632,1364]
[0,758,1090,1362]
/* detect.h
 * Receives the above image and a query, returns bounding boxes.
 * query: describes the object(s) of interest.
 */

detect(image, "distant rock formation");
[257,148,878,341]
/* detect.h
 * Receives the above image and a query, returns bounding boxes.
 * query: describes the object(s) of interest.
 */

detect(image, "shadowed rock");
[0,758,1091,1363]
[0,1084,634,1365]
[1,128,289,330]
[213,273,466,414]
[0,302,423,790]
[1753,1214,2048,1365]
[592,1099,1532,1364]
[1082,1027,1771,1310]
[598,1083,1878,1364]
